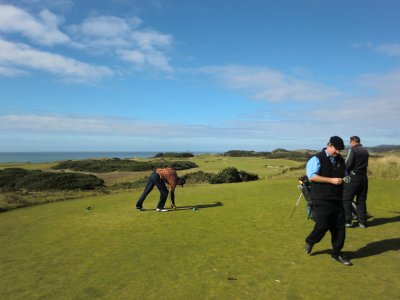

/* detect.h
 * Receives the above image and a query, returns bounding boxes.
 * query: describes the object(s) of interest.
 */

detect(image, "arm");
[170,190,176,208]
[310,174,343,185]
[306,156,343,185]
[345,148,354,171]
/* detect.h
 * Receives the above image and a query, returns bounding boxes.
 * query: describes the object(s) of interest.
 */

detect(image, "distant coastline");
[0,152,159,163]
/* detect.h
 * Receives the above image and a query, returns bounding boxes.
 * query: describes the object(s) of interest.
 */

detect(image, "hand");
[331,178,343,185]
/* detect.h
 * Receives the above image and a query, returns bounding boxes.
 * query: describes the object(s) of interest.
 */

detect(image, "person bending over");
[135,167,185,212]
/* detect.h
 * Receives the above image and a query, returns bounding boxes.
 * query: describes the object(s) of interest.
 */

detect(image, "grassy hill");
[1,153,400,212]
[1,178,399,299]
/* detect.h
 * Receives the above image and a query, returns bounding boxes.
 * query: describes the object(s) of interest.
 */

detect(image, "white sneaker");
[156,208,168,212]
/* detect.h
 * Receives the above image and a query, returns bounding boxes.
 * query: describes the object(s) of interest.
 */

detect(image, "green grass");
[1,178,399,299]
[0,162,57,170]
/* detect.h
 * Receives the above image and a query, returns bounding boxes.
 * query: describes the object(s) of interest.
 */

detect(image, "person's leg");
[356,176,368,225]
[136,172,157,208]
[330,205,346,257]
[342,181,357,224]
[306,204,330,246]
[154,177,169,209]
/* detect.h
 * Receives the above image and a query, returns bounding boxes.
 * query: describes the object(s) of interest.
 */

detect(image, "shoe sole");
[332,257,352,266]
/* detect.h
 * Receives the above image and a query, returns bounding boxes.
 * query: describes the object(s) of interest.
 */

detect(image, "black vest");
[310,149,346,202]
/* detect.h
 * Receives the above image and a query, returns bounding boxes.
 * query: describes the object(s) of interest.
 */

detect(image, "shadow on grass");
[142,201,224,212]
[311,238,400,260]
[367,215,400,227]
[175,201,224,211]
[347,238,400,260]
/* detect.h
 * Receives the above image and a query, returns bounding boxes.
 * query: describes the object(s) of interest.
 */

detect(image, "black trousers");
[136,171,169,209]
[306,201,346,256]
[342,174,368,223]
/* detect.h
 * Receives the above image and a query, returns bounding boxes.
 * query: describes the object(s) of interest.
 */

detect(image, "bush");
[51,159,198,173]
[211,167,242,184]
[239,170,259,182]
[223,149,311,161]
[184,167,259,184]
[109,176,149,190]
[0,168,104,191]
[154,152,194,158]
[183,171,214,184]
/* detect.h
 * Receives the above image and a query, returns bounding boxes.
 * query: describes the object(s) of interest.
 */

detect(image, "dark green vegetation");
[0,168,104,191]
[223,149,313,161]
[1,150,400,212]
[51,158,198,172]
[154,152,194,158]
[184,167,259,184]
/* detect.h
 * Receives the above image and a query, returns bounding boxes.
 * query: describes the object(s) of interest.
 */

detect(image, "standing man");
[304,136,352,266]
[136,167,185,212]
[342,136,369,228]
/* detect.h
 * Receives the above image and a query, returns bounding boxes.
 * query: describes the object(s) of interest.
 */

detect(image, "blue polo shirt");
[306,150,347,179]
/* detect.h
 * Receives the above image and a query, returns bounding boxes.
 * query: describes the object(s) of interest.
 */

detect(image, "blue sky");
[1,0,399,152]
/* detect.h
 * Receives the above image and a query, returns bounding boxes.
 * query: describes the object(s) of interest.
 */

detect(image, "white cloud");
[73,15,141,38]
[70,15,173,72]
[0,65,28,76]
[199,65,340,102]
[0,114,218,138]
[16,0,74,13]
[1,105,399,151]
[131,30,172,50]
[0,4,71,46]
[0,3,174,77]
[0,38,113,81]
[355,42,400,57]
[374,43,400,56]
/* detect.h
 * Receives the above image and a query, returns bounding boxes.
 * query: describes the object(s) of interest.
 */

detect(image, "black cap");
[329,136,345,150]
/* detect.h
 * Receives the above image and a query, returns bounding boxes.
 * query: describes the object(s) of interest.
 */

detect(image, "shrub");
[154,152,194,158]
[0,168,104,191]
[109,176,149,190]
[184,167,259,184]
[223,149,311,161]
[51,159,198,173]
[211,167,242,184]
[183,171,214,184]
[239,170,259,182]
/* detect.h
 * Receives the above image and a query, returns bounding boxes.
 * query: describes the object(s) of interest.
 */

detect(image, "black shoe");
[332,255,352,266]
[305,242,313,254]
[136,207,145,211]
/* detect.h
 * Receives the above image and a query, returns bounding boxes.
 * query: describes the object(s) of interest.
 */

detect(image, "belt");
[350,171,366,176]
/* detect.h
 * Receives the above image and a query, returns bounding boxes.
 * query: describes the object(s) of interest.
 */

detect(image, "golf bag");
[297,175,358,221]
[298,175,314,220]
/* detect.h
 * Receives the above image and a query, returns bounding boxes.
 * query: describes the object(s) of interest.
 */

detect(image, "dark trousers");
[342,174,368,223]
[306,202,346,256]
[136,171,169,209]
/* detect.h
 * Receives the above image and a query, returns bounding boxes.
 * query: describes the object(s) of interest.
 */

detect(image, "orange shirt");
[156,168,178,191]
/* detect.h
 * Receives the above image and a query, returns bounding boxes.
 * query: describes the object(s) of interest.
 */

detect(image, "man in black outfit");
[342,136,369,228]
[304,136,352,266]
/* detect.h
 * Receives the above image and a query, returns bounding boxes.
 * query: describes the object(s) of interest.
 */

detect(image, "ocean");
[0,152,158,163]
